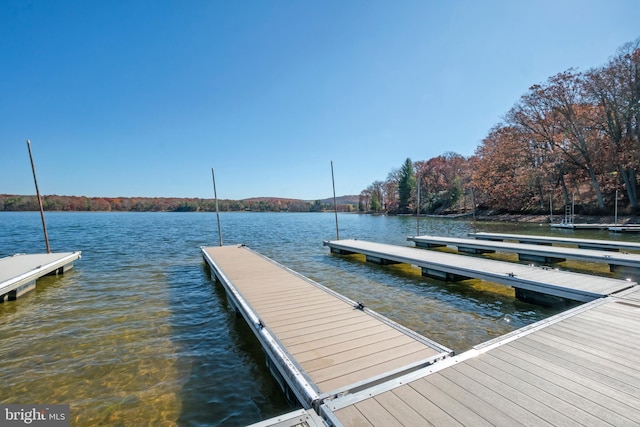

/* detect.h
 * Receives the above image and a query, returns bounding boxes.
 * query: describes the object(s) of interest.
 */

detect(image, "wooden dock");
[610,225,640,233]
[408,234,640,271]
[200,245,452,411]
[0,252,81,302]
[319,285,640,426]
[469,232,640,252]
[323,239,635,304]
[551,222,640,231]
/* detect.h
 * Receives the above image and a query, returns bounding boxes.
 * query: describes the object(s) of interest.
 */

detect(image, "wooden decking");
[408,234,640,270]
[0,252,81,301]
[323,239,635,303]
[320,286,640,426]
[550,222,640,231]
[201,245,452,409]
[469,232,640,252]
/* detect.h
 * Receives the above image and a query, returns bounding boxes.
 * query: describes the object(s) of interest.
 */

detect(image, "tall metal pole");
[211,168,222,246]
[331,161,339,240]
[416,175,421,236]
[615,189,618,225]
[471,187,477,234]
[26,139,51,253]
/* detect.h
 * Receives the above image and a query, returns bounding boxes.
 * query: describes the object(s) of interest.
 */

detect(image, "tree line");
[360,38,640,216]
[0,195,357,213]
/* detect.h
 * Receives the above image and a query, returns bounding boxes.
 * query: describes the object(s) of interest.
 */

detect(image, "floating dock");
[469,232,640,252]
[550,222,640,231]
[318,286,640,425]
[408,234,640,271]
[323,239,635,304]
[0,252,81,302]
[200,245,452,412]
[609,225,640,233]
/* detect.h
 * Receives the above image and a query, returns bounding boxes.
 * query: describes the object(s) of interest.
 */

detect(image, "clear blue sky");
[1,1,639,200]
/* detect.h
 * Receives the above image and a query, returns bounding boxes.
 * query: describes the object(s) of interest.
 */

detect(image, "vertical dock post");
[211,168,223,246]
[416,173,421,236]
[26,139,50,253]
[331,161,339,240]
[471,186,477,234]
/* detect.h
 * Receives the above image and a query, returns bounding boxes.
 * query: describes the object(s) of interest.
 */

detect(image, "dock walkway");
[200,245,452,411]
[408,234,640,271]
[550,222,640,232]
[0,252,81,301]
[469,232,640,252]
[319,286,640,426]
[323,239,635,303]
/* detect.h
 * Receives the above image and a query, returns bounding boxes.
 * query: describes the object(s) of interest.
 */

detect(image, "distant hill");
[0,194,359,212]
[241,195,359,206]
[313,195,359,206]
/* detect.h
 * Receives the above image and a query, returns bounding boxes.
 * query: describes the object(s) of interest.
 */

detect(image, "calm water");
[1,212,637,426]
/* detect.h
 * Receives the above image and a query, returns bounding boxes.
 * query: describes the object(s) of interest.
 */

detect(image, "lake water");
[1,212,637,426]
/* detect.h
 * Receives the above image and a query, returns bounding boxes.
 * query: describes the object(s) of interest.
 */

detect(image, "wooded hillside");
[0,194,359,212]
[360,38,640,216]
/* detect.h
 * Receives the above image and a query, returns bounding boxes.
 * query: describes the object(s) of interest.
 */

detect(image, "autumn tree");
[358,188,371,212]
[383,170,400,211]
[357,37,640,215]
[585,38,640,212]
[415,153,468,214]
[472,125,547,211]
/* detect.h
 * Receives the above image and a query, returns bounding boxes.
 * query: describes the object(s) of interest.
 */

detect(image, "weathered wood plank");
[372,390,429,426]
[350,398,400,427]
[301,335,418,372]
[277,317,382,344]
[270,310,365,334]
[425,369,522,426]
[466,355,591,425]
[446,364,555,426]
[265,306,351,327]
[489,346,635,425]
[257,299,343,316]
[309,342,430,379]
[391,384,462,426]
[292,329,404,363]
[409,375,496,427]
[315,348,438,391]
[533,326,640,370]
[510,338,640,408]
[522,332,640,382]
[331,406,374,427]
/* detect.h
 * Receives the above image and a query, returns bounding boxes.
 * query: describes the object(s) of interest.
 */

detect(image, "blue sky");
[1,1,639,200]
